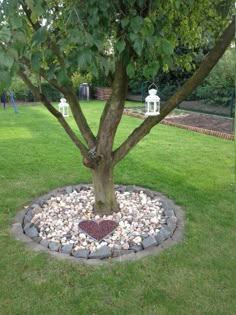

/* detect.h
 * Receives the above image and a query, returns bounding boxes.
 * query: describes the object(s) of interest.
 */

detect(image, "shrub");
[72,71,92,88]
[10,78,61,102]
[41,83,61,101]
[194,48,234,106]
[10,78,34,101]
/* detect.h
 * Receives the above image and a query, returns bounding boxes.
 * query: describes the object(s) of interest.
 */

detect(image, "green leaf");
[44,48,54,61]
[161,39,174,56]
[127,63,135,78]
[14,30,27,45]
[46,64,56,80]
[10,16,23,29]
[94,39,103,51]
[31,51,42,72]
[0,26,11,44]
[77,49,92,69]
[11,62,19,74]
[0,70,12,89]
[8,48,18,60]
[0,53,14,68]
[141,17,154,37]
[133,38,143,56]
[174,0,180,9]
[143,62,159,79]
[150,62,160,78]
[121,18,129,29]
[25,0,34,9]
[68,30,84,44]
[143,65,151,79]
[32,27,47,46]
[56,69,70,86]
[116,39,126,54]
[31,3,44,21]
[90,62,99,78]
[130,16,143,33]
[85,33,94,48]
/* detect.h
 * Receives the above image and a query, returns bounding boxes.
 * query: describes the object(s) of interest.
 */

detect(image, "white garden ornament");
[145,85,160,116]
[58,98,69,117]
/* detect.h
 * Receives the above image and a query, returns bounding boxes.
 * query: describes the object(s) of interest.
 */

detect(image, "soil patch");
[164,112,234,135]
[125,101,234,136]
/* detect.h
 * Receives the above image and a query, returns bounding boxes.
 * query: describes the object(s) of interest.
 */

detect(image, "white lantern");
[58,98,69,117]
[145,88,160,116]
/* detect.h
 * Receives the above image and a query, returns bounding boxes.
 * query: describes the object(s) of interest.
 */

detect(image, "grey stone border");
[11,185,185,265]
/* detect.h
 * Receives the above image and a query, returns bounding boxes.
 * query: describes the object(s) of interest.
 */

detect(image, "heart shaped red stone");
[78,220,118,242]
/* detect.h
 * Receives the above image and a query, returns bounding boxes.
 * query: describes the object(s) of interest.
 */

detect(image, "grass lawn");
[0,101,235,315]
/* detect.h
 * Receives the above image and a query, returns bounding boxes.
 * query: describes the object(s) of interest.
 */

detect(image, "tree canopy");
[0,0,234,214]
[0,0,234,88]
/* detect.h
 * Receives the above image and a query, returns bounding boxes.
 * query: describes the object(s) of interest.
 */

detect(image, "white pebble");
[29,187,172,254]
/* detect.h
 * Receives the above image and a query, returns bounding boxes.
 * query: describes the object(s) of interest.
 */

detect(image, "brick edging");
[123,111,235,141]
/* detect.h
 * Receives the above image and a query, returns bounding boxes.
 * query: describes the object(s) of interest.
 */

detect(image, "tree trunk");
[89,60,127,215]
[91,161,119,215]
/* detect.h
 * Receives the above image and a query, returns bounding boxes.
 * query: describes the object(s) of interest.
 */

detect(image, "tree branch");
[18,70,89,158]
[60,85,97,148]
[19,56,96,149]
[96,60,128,157]
[112,17,235,165]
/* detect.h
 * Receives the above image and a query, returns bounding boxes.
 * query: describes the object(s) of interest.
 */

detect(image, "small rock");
[142,235,157,249]
[141,233,149,239]
[88,246,112,259]
[122,243,130,250]
[165,209,175,218]
[61,244,73,254]
[26,209,33,217]
[167,216,177,233]
[24,224,39,238]
[133,236,142,244]
[72,249,90,259]
[31,216,40,224]
[65,186,73,194]
[23,222,33,230]
[31,204,42,215]
[78,233,86,239]
[48,242,61,251]
[150,217,159,225]
[155,232,165,245]
[159,227,171,240]
[130,244,143,252]
[98,241,108,248]
[23,214,33,226]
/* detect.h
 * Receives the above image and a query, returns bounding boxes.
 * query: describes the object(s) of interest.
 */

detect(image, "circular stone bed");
[12,185,184,263]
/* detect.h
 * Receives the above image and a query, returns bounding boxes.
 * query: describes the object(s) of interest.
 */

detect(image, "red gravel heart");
[78,220,118,242]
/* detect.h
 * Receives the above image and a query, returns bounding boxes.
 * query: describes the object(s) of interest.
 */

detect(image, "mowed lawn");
[0,101,235,315]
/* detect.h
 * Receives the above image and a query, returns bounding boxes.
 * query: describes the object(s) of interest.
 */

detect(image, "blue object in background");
[9,90,19,113]
[1,91,7,108]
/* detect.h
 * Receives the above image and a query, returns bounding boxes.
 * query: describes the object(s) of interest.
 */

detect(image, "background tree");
[0,0,234,215]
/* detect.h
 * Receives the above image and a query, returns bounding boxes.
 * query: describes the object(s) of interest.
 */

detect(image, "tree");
[0,0,234,215]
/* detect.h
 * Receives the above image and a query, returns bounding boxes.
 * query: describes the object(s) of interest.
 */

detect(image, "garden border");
[123,111,235,141]
[11,185,185,265]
